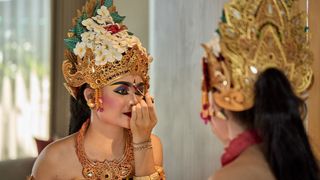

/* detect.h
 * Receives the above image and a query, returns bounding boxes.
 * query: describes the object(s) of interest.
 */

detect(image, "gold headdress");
[62,0,151,109]
[201,0,313,121]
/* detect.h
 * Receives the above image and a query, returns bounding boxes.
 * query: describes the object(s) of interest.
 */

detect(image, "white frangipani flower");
[76,5,148,65]
[108,47,123,61]
[93,15,113,25]
[73,42,86,58]
[82,19,97,31]
[81,32,95,42]
[98,6,110,17]
[95,54,108,66]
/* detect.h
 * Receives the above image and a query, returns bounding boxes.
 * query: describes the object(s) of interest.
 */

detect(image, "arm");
[132,134,163,176]
[130,93,164,179]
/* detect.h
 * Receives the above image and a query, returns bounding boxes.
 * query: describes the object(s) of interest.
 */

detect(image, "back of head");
[200,0,319,177]
[253,68,319,180]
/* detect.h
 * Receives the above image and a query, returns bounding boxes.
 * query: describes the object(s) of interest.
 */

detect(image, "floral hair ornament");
[62,0,151,111]
[201,0,313,122]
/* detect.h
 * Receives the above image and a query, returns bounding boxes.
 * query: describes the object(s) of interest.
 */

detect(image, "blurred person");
[200,0,319,179]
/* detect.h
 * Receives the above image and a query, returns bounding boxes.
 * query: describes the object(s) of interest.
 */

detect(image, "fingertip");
[140,99,147,106]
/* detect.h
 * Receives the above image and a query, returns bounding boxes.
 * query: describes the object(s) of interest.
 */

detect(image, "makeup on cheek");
[101,90,124,109]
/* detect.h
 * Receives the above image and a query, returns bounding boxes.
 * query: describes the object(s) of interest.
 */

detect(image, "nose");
[129,92,138,106]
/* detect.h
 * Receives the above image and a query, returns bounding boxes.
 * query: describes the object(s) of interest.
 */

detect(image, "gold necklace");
[75,120,134,180]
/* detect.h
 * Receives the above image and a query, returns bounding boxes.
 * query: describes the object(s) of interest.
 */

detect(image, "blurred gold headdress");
[62,0,151,109]
[201,0,313,121]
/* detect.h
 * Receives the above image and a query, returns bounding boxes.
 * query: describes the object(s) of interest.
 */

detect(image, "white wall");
[150,0,229,179]
[114,0,149,49]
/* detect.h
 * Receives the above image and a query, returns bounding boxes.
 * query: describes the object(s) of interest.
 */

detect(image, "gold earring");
[87,98,95,109]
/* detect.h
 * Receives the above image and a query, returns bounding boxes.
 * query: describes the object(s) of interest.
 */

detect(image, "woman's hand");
[130,93,157,143]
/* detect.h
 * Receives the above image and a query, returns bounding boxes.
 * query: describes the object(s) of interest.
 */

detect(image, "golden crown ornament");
[201,0,313,122]
[62,0,151,110]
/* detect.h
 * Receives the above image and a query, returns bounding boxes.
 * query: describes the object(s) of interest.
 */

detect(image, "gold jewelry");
[62,0,151,99]
[132,139,151,145]
[133,139,152,152]
[76,119,134,179]
[201,0,313,112]
[87,98,95,109]
[133,166,165,180]
[95,88,104,112]
[133,172,159,180]
[213,110,227,120]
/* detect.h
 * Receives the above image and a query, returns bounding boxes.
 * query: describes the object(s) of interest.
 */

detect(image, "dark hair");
[69,84,90,134]
[232,68,319,180]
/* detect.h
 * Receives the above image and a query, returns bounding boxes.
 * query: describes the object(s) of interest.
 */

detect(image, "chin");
[121,117,131,129]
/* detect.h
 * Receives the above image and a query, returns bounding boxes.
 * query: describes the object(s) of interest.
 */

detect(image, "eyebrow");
[111,81,145,87]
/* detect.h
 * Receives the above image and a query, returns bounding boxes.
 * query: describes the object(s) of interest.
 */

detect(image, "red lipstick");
[124,112,132,118]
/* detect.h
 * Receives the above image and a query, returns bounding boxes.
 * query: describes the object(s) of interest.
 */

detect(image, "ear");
[83,87,94,102]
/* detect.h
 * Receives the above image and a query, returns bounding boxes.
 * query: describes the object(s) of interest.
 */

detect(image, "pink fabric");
[34,138,54,155]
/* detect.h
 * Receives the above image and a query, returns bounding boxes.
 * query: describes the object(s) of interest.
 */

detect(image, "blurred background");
[0,0,319,179]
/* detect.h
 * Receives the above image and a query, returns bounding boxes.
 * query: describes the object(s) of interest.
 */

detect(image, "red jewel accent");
[202,103,210,109]
[200,112,211,124]
[200,103,211,124]
[202,57,210,89]
[104,24,121,34]
[221,130,262,166]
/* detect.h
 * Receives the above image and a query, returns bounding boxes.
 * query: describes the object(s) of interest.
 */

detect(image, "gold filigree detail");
[63,45,150,90]
[62,0,151,98]
[76,120,134,180]
[202,0,313,111]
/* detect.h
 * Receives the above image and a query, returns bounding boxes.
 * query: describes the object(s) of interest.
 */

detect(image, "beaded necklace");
[75,120,134,179]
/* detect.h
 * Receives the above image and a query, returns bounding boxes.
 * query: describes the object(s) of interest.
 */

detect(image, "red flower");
[104,24,121,34]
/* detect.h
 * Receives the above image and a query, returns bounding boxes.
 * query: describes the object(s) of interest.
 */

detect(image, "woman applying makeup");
[30,0,164,179]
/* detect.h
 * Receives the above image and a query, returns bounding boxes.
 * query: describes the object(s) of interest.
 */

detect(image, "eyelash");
[114,87,145,96]
[114,87,129,95]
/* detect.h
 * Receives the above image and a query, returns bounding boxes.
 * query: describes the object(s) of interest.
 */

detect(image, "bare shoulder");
[213,162,256,180]
[151,134,163,166]
[213,166,239,180]
[213,147,275,180]
[213,165,274,180]
[31,133,78,179]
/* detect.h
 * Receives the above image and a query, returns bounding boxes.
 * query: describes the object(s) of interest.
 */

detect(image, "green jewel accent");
[216,29,220,35]
[111,12,126,23]
[93,1,100,16]
[72,13,88,38]
[221,10,227,23]
[304,26,310,32]
[64,37,80,51]
[104,0,113,8]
